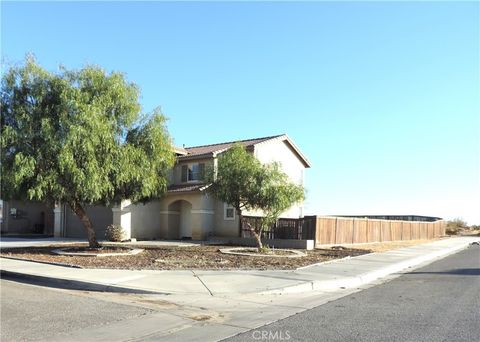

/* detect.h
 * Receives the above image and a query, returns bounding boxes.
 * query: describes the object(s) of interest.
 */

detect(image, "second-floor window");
[182,163,205,182]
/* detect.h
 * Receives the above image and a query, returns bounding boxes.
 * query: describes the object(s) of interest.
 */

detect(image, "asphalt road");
[225,244,480,342]
[0,279,154,342]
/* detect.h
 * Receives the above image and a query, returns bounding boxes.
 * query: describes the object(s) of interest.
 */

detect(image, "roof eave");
[283,136,312,168]
[254,134,311,168]
[177,153,214,161]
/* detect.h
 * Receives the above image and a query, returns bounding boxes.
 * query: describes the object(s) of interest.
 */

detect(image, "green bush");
[105,224,125,242]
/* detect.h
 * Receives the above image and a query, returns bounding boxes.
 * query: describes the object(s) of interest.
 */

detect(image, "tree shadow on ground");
[409,268,480,276]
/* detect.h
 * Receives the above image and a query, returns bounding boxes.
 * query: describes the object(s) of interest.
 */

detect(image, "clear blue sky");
[2,1,479,224]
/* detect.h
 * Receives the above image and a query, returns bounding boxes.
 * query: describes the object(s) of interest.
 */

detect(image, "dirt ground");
[1,239,445,270]
[0,245,370,270]
[458,229,480,236]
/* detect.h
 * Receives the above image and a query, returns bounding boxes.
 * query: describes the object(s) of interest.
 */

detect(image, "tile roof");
[173,146,188,155]
[175,133,311,167]
[167,184,208,193]
[181,134,284,158]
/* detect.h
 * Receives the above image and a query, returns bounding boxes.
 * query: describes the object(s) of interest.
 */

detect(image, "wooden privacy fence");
[241,215,445,246]
[315,216,446,245]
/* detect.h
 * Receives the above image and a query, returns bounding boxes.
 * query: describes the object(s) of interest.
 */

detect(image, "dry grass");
[459,229,480,237]
[317,238,444,253]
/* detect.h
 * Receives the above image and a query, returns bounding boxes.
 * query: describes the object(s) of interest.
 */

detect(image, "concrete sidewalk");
[1,237,478,296]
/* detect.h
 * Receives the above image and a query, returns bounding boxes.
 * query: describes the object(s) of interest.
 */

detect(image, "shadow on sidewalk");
[1,270,167,295]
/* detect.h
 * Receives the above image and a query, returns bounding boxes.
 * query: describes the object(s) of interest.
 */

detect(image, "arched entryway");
[167,200,192,239]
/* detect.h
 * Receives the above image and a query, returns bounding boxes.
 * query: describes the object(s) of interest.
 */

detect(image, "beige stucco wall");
[213,200,240,237]
[158,137,308,238]
[128,201,162,239]
[252,138,306,218]
[166,200,193,239]
[156,192,216,240]
[159,193,212,211]
[124,194,214,240]
[179,201,192,238]
[57,193,224,241]
[191,209,215,240]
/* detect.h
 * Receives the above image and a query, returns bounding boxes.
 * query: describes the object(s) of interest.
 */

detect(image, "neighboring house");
[333,215,442,222]
[0,200,55,236]
[0,134,311,240]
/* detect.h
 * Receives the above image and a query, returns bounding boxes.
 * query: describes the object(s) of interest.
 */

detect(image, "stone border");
[51,247,144,258]
[219,247,306,258]
[208,237,314,250]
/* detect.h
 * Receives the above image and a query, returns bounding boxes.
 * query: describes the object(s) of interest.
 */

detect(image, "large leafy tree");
[207,144,304,250]
[1,56,175,247]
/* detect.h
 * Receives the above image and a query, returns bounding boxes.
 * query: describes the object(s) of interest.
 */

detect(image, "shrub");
[105,224,125,242]
[447,218,467,228]
[259,244,272,254]
[445,227,460,235]
[445,218,468,235]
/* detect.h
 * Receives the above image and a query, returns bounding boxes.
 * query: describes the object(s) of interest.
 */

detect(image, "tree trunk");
[251,228,263,251]
[69,202,100,248]
[239,209,263,251]
[237,209,243,237]
[243,219,264,251]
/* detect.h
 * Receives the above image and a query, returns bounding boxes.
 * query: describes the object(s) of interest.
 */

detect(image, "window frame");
[187,163,202,182]
[224,203,235,221]
[181,162,205,183]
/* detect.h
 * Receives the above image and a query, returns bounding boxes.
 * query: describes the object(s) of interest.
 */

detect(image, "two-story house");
[149,134,311,240]
[1,134,310,240]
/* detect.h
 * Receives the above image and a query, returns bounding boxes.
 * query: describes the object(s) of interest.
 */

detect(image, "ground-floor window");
[224,203,235,220]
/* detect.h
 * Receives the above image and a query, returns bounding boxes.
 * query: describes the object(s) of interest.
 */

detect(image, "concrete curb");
[219,247,306,258]
[0,255,83,268]
[51,247,144,257]
[259,239,475,295]
[295,255,352,270]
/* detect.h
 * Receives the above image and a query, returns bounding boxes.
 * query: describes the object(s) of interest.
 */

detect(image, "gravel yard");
[0,244,370,270]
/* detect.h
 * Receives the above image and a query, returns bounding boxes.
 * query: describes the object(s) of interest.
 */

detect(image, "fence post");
[351,219,355,244]
[333,217,337,244]
[390,221,393,241]
[297,219,301,240]
[365,217,370,242]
